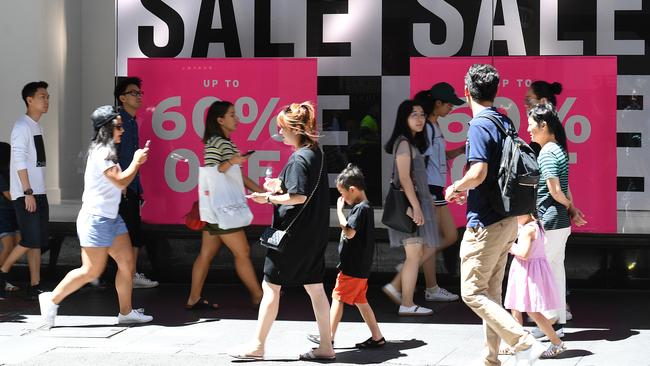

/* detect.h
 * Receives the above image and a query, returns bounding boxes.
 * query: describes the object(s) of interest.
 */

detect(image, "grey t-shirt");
[424,121,446,187]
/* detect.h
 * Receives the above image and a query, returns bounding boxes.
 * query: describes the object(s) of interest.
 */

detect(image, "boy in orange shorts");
[308,164,384,348]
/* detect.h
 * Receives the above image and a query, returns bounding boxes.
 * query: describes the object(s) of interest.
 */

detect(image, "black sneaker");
[0,271,6,300]
[26,284,45,301]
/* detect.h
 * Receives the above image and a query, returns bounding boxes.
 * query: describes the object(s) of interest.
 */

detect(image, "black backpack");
[482,114,540,216]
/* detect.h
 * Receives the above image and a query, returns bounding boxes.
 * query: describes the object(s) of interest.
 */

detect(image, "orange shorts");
[332,272,368,305]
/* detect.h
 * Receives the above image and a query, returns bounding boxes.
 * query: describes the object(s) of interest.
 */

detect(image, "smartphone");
[242,150,255,157]
[144,140,151,148]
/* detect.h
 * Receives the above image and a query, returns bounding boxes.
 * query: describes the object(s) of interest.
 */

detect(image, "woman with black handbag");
[233,102,335,361]
[381,100,440,316]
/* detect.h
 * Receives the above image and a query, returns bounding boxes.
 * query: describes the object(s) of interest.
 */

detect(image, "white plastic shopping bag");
[198,164,253,229]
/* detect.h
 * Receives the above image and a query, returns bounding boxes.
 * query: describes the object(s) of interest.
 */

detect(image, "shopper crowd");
[0,64,586,365]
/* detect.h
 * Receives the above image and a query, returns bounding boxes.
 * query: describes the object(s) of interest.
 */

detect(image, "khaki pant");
[460,217,535,366]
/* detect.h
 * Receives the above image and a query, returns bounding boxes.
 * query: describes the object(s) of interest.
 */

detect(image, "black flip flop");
[355,337,386,349]
[185,297,219,310]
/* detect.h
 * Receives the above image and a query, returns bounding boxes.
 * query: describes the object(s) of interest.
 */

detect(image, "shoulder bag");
[381,138,417,233]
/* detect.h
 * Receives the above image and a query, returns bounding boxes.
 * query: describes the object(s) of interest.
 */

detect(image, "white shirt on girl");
[81,145,122,219]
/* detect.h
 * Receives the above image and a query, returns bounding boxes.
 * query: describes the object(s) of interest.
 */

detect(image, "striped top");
[536,141,570,230]
[204,136,239,167]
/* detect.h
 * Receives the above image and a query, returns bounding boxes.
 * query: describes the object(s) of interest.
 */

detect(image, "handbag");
[381,138,417,233]
[198,163,254,229]
[184,200,206,231]
[259,149,325,253]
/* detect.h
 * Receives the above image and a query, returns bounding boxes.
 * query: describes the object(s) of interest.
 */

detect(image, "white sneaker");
[514,340,546,366]
[38,292,59,330]
[382,283,402,305]
[117,309,153,324]
[398,304,433,316]
[424,286,459,302]
[132,273,159,289]
[531,326,564,340]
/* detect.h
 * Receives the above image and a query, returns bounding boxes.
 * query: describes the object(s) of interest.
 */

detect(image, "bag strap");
[283,147,325,232]
[483,113,515,137]
[390,137,414,189]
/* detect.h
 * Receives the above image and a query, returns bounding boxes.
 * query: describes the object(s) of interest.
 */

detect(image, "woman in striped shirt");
[185,101,263,310]
[526,103,586,338]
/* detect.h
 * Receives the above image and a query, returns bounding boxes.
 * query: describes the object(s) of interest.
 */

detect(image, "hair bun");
[551,82,563,96]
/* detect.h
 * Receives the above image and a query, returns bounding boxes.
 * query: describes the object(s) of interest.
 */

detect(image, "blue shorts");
[0,207,19,238]
[77,212,129,248]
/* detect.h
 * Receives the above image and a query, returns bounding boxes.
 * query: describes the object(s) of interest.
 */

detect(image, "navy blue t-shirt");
[465,107,509,228]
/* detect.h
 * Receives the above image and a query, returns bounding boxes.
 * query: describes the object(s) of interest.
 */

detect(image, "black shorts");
[428,185,448,207]
[13,194,49,248]
[118,189,143,247]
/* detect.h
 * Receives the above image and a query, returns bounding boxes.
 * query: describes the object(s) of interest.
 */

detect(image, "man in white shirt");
[0,81,50,301]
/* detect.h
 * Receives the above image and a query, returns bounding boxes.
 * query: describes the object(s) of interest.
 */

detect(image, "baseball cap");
[430,82,465,106]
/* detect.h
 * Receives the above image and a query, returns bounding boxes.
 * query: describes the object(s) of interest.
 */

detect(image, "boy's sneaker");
[424,286,459,302]
[132,273,159,289]
[38,292,59,330]
[382,283,402,305]
[514,340,546,366]
[531,323,564,340]
[117,309,153,324]
[541,342,567,359]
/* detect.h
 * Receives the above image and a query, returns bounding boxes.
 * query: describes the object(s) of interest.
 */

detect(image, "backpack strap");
[483,113,515,137]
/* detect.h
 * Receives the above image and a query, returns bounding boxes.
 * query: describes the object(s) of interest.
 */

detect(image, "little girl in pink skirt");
[503,213,566,358]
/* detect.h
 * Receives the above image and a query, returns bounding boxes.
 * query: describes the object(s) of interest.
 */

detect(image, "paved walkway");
[1,285,649,365]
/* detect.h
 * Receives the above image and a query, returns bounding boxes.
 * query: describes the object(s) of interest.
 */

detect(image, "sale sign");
[410,56,617,233]
[127,58,317,225]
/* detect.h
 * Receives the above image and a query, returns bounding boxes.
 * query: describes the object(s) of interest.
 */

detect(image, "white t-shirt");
[424,121,447,187]
[10,115,47,199]
[81,146,122,218]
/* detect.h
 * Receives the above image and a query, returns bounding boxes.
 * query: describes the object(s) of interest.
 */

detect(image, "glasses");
[113,123,124,131]
[122,90,144,97]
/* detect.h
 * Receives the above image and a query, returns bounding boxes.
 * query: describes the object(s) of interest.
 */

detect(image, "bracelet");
[266,195,271,204]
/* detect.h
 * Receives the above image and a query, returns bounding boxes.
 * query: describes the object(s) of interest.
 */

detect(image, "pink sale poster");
[410,56,617,233]
[127,58,317,225]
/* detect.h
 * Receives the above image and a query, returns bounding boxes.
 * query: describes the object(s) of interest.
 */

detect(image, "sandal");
[306,334,334,346]
[299,350,336,360]
[185,297,219,310]
[355,336,386,349]
[5,281,19,292]
[229,352,263,360]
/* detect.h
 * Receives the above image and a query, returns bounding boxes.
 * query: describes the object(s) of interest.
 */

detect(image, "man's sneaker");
[514,340,546,366]
[132,273,159,289]
[382,283,402,305]
[424,286,459,302]
[117,309,153,324]
[38,292,59,330]
[566,308,573,321]
[26,284,45,301]
[531,323,564,340]
[541,342,567,359]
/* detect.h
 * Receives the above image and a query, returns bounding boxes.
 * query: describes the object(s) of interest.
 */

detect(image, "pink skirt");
[504,257,561,312]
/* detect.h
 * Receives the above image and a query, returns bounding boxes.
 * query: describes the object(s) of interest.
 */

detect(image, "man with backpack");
[445,64,545,366]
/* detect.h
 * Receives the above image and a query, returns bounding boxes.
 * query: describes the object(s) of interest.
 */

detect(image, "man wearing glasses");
[113,77,158,289]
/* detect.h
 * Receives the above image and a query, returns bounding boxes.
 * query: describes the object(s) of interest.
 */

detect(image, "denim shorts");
[77,212,129,248]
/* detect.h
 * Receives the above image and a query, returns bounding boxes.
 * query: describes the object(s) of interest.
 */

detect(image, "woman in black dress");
[232,102,334,361]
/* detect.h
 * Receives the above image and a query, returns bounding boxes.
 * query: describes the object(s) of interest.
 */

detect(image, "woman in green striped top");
[185,101,264,310]
[527,102,586,336]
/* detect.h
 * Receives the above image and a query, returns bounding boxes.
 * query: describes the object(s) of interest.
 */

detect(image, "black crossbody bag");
[259,149,325,252]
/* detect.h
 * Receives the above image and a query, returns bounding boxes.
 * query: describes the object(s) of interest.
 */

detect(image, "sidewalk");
[1,284,649,365]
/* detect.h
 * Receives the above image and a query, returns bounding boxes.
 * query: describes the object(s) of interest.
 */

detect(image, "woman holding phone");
[185,101,264,310]
[38,105,153,328]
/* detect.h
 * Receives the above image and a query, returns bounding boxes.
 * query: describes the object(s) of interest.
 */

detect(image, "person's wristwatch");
[23,188,33,196]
